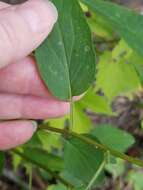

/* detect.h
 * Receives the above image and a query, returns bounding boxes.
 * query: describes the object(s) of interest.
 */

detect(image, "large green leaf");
[35,0,95,100]
[64,136,104,186]
[81,0,143,57]
[91,124,135,152]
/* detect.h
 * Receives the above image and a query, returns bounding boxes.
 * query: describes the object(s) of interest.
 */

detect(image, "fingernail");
[32,121,37,132]
[17,0,58,33]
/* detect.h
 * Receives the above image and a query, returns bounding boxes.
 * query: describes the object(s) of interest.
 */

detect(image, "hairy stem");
[39,124,143,168]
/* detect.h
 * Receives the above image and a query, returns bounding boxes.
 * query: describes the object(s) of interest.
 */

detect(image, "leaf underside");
[35,0,95,100]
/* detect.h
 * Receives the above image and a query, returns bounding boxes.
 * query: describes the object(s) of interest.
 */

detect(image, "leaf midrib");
[57,0,76,99]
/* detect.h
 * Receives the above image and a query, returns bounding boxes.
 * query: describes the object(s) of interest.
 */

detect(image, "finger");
[0,2,10,9]
[0,94,70,120]
[0,57,84,100]
[0,120,37,150]
[0,0,58,68]
[0,56,51,98]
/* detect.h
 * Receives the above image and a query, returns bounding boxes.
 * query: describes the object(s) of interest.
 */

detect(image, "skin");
[0,0,70,150]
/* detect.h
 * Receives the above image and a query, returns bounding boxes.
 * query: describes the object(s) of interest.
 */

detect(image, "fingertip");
[0,120,37,150]
[60,102,70,116]
[0,0,58,67]
[17,0,58,34]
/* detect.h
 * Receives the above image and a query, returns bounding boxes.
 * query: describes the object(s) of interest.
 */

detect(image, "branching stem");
[39,124,143,168]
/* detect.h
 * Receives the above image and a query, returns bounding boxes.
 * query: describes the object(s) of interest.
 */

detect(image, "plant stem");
[12,149,74,189]
[28,165,32,190]
[39,124,143,168]
[69,97,74,130]
[85,158,106,190]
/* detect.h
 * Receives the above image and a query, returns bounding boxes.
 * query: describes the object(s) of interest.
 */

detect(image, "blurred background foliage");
[1,0,143,190]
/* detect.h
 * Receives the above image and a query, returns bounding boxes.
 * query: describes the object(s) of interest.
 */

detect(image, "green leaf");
[35,0,95,100]
[37,130,63,152]
[49,104,92,134]
[80,89,113,115]
[81,0,143,57]
[87,11,114,39]
[0,152,4,175]
[22,147,63,172]
[64,136,104,186]
[111,39,143,85]
[48,184,67,190]
[72,103,92,133]
[12,149,22,170]
[48,184,84,190]
[127,171,143,190]
[91,124,135,152]
[96,51,140,100]
[106,158,125,178]
[112,39,132,60]
[128,52,143,84]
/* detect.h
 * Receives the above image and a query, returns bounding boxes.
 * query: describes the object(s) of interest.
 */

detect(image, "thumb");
[0,0,58,68]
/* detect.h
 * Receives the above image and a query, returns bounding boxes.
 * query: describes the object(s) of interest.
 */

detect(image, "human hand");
[0,0,69,150]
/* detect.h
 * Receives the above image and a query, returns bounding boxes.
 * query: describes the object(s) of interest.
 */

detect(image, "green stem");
[12,149,74,189]
[28,165,32,190]
[85,158,106,190]
[69,97,74,130]
[39,124,143,168]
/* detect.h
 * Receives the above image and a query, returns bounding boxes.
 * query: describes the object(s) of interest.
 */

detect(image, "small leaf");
[106,158,125,178]
[72,103,92,133]
[91,124,135,152]
[35,0,95,100]
[80,89,113,115]
[64,136,104,186]
[82,0,143,57]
